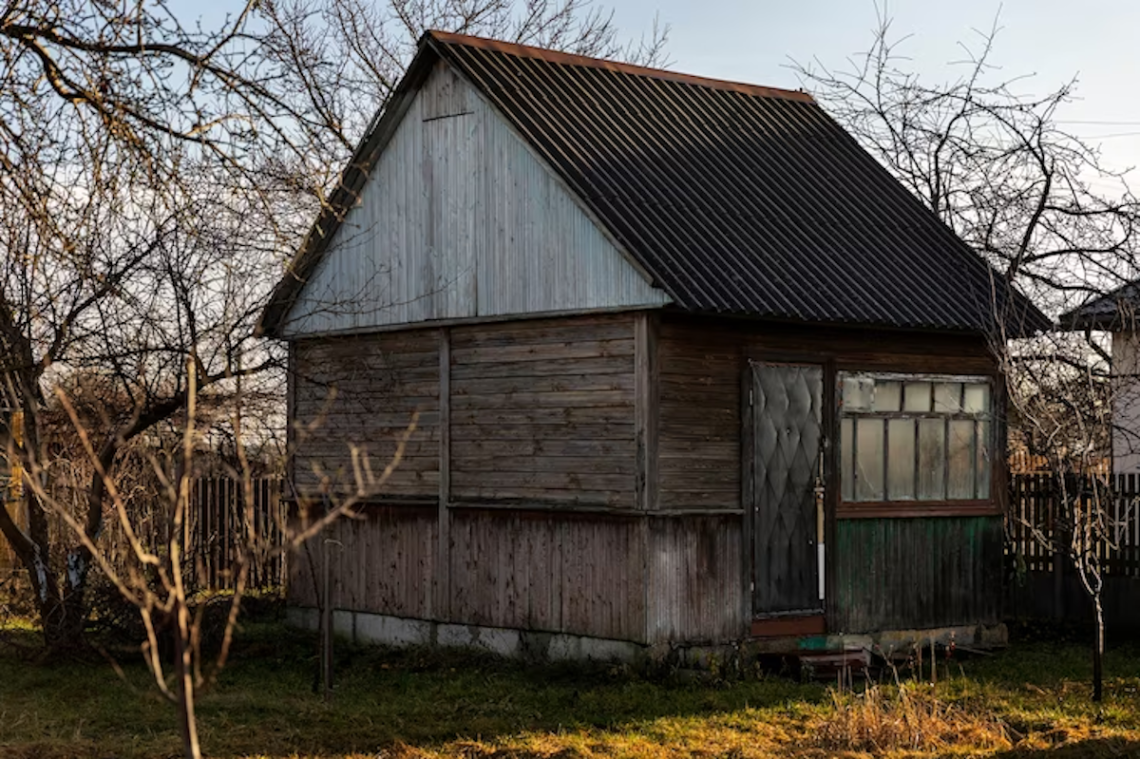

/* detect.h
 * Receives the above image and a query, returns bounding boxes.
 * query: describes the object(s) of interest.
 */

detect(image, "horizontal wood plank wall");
[449,314,638,506]
[287,506,437,618]
[292,330,441,498]
[658,321,743,510]
[449,510,645,640]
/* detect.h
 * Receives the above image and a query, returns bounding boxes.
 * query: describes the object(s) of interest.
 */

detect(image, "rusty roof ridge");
[425,30,816,104]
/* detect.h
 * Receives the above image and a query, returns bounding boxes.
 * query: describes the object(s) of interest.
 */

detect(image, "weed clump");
[815,681,1012,753]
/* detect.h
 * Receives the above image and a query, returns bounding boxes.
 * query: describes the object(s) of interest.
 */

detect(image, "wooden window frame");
[837,372,1000,519]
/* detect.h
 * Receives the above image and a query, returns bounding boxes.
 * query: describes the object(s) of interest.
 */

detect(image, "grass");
[2,619,1140,759]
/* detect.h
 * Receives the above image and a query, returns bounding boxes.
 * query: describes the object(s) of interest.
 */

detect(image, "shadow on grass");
[993,736,1140,758]
[1,621,825,758]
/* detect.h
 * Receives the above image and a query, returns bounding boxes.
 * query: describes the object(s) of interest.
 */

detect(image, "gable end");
[276,60,670,338]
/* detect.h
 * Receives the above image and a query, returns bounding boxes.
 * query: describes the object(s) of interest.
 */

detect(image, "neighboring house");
[1062,283,1140,473]
[260,31,1049,662]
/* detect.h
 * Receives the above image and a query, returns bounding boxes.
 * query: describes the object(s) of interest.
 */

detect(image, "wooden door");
[750,361,825,618]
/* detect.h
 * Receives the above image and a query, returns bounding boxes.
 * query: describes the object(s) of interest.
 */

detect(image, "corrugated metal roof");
[261,31,1049,337]
[1060,281,1140,330]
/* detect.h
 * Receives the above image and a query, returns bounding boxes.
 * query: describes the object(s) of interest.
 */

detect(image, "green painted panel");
[831,516,1002,634]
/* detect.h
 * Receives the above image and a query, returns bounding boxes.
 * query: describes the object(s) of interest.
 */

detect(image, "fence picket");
[1008,472,1140,579]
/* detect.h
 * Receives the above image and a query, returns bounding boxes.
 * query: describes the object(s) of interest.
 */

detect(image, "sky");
[183,0,1140,182]
[606,0,1140,179]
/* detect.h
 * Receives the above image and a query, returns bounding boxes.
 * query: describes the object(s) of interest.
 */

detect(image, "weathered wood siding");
[281,62,670,338]
[292,330,440,497]
[289,506,438,619]
[658,322,742,510]
[285,311,1004,644]
[449,510,645,640]
[656,315,997,511]
[450,315,637,506]
[289,314,647,640]
[655,314,1000,638]
[831,516,1004,632]
[647,515,743,643]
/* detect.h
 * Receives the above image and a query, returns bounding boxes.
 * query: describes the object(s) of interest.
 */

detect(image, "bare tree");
[792,10,1140,701]
[0,0,667,653]
[23,369,416,759]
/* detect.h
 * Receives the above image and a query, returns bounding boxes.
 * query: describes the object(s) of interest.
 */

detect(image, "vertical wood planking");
[645,516,743,643]
[832,516,1003,633]
[447,510,646,641]
[281,62,670,338]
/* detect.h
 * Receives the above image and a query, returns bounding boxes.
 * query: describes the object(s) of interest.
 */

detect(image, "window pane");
[887,418,916,500]
[933,383,962,414]
[976,420,992,498]
[964,383,990,415]
[855,418,884,501]
[874,381,902,412]
[843,376,874,412]
[841,417,854,502]
[917,418,946,500]
[904,382,931,412]
[948,420,975,499]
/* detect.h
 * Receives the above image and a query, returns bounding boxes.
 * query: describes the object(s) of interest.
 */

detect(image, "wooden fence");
[188,477,286,591]
[1007,472,1140,628]
[2,477,286,593]
[1007,473,1140,578]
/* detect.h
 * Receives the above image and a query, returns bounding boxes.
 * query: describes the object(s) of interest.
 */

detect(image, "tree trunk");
[1093,595,1104,703]
[174,597,202,759]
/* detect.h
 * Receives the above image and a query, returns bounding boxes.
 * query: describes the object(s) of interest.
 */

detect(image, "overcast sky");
[609,0,1140,181]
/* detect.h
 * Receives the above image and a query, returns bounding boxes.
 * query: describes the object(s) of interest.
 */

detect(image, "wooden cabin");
[260,32,1049,662]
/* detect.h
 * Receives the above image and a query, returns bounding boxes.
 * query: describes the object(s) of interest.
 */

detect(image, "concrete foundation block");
[355,612,433,647]
[548,633,639,662]
[470,626,520,656]
[436,623,475,649]
[332,609,354,640]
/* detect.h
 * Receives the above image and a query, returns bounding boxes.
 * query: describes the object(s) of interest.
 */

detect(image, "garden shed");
[260,31,1049,660]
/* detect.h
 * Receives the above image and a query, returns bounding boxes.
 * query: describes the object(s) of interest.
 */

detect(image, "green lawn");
[2,619,1139,759]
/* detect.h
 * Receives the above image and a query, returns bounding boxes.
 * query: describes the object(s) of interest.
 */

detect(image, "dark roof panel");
[261,31,1050,337]
[1061,282,1140,331]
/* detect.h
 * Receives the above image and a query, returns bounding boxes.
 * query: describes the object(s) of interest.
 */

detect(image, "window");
[839,373,993,512]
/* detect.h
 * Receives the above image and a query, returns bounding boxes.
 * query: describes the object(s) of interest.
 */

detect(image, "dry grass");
[816,681,1013,754]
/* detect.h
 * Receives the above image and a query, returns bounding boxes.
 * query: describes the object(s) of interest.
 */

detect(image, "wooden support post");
[321,536,333,702]
[634,313,659,512]
[741,362,755,635]
[437,327,452,622]
[634,313,658,643]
